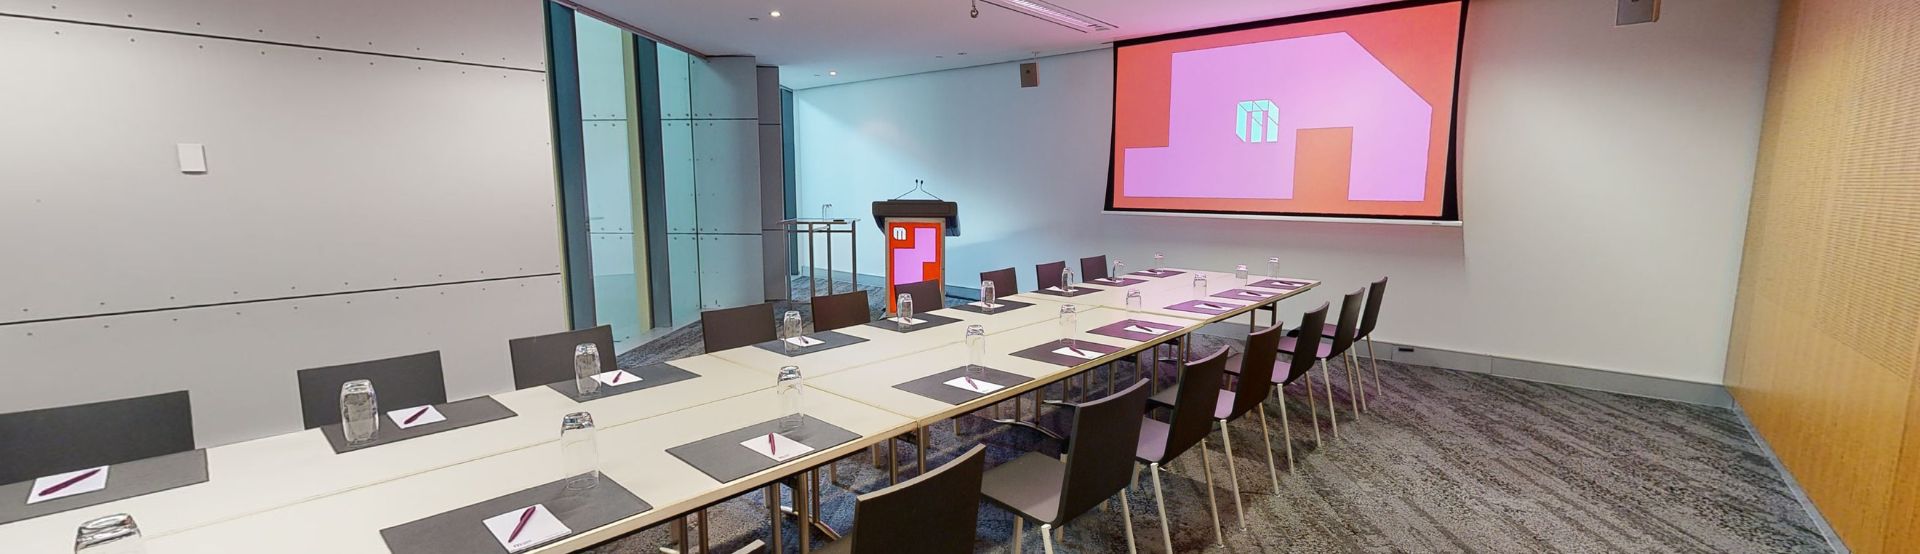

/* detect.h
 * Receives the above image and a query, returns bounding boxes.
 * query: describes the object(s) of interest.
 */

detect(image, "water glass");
[1268,257,1282,278]
[782,310,804,354]
[1061,268,1077,293]
[1125,289,1144,312]
[339,380,378,445]
[74,514,144,554]
[897,293,914,327]
[573,343,602,398]
[1057,304,1080,350]
[964,325,987,380]
[981,280,998,313]
[777,366,805,432]
[1113,260,1127,279]
[1193,273,1210,298]
[1235,264,1250,282]
[560,412,599,492]
[1153,252,1167,271]
[821,203,834,219]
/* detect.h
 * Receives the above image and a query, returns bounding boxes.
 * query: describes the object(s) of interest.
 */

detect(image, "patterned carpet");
[593,280,1828,553]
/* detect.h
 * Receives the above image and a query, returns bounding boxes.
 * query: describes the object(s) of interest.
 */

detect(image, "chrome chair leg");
[1151,463,1173,554]
[1302,379,1322,446]
[1319,360,1340,439]
[1200,438,1223,544]
[1256,403,1281,491]
[1041,523,1057,554]
[1347,351,1365,417]
[1217,420,1246,530]
[1280,392,1298,471]
[1119,493,1139,554]
[1013,516,1025,554]
[1367,337,1383,403]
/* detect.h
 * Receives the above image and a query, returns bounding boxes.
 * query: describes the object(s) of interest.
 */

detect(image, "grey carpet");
[593,282,1827,553]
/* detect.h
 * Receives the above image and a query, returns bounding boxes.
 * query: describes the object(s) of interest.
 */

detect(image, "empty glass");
[821,203,834,219]
[1061,268,1077,293]
[897,293,914,328]
[981,280,998,314]
[573,343,601,399]
[1193,273,1210,298]
[1153,252,1167,271]
[1235,264,1250,282]
[1125,289,1144,312]
[339,380,378,445]
[1058,304,1080,350]
[560,412,598,492]
[1113,260,1127,279]
[777,366,805,432]
[1268,257,1282,279]
[74,514,144,554]
[964,324,987,380]
[782,310,804,354]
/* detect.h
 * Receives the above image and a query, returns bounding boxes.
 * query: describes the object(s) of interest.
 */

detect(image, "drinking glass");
[897,293,914,328]
[573,343,601,399]
[782,310,804,354]
[74,514,144,554]
[1060,268,1077,294]
[1112,260,1127,279]
[339,380,378,445]
[1153,252,1167,271]
[1193,273,1210,298]
[964,324,987,380]
[1125,289,1144,312]
[560,411,599,492]
[1268,257,1282,279]
[821,204,834,219]
[1057,304,1080,350]
[777,366,805,432]
[981,280,997,314]
[1235,264,1250,283]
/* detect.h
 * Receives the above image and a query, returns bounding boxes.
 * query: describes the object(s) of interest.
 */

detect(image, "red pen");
[964,376,980,390]
[507,506,537,542]
[609,372,623,385]
[37,468,102,497]
[767,433,778,457]
[402,406,431,425]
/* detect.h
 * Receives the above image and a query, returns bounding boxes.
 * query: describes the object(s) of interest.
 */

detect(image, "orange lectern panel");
[884,219,945,312]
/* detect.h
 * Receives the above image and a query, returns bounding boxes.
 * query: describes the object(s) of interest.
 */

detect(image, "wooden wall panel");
[1726,0,1920,552]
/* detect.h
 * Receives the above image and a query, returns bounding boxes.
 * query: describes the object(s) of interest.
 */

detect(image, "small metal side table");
[780,218,860,302]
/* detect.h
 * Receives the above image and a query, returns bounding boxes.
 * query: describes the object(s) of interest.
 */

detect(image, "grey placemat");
[1032,286,1104,298]
[544,362,701,402]
[0,449,208,525]
[1163,299,1249,317]
[379,475,650,554]
[1087,277,1148,287]
[1129,269,1186,278]
[1088,320,1186,343]
[750,331,868,357]
[947,299,1036,315]
[1010,340,1124,366]
[891,366,1033,405]
[1212,288,1282,302]
[321,396,518,455]
[665,415,862,484]
[862,312,963,334]
[1248,278,1311,290]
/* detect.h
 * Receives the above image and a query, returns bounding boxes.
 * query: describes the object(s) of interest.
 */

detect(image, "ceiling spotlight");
[828,70,839,76]
[770,10,781,17]
[979,0,1116,32]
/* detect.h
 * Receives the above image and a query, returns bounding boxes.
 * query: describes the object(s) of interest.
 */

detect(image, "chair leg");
[1319,360,1340,439]
[1367,337,1383,403]
[1217,420,1246,530]
[1119,493,1139,554]
[1200,438,1224,544]
[1151,463,1173,554]
[1279,392,1297,472]
[1348,351,1367,416]
[1301,379,1321,447]
[1013,516,1025,554]
[1041,523,1057,554]
[1255,404,1281,491]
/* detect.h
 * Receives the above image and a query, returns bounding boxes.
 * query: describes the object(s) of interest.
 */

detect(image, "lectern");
[872,199,960,313]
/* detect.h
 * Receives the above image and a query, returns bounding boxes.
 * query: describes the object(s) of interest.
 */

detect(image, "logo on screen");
[1235,100,1280,143]
[892,227,907,241]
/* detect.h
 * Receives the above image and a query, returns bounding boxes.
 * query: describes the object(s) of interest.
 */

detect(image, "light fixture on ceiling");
[828,70,838,76]
[770,10,781,18]
[977,0,1115,33]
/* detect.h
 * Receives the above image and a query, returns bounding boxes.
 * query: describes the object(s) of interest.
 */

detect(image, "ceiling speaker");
[1617,0,1659,26]
[1020,62,1039,88]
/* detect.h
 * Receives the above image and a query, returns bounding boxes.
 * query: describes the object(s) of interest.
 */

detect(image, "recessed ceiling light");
[770,10,781,17]
[980,0,1116,33]
[828,70,839,76]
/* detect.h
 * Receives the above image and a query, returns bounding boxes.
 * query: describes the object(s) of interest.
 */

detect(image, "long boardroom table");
[0,267,1314,553]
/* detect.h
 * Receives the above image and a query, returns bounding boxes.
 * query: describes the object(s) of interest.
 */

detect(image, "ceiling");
[570,0,1397,90]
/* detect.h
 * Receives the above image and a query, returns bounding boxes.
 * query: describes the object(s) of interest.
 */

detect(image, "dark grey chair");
[296,352,446,430]
[507,325,615,390]
[1035,261,1068,291]
[979,268,1018,301]
[0,391,195,485]
[1078,255,1110,282]
[1149,323,1284,529]
[983,380,1150,554]
[812,290,873,332]
[1255,302,1331,463]
[892,279,943,315]
[817,444,987,554]
[1136,346,1231,551]
[1357,277,1389,404]
[1279,287,1365,437]
[700,303,777,352]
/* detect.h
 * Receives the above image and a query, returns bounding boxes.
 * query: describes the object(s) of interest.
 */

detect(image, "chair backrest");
[507,325,615,391]
[1035,261,1067,290]
[893,279,943,314]
[811,290,873,332]
[846,444,987,554]
[296,352,447,429]
[700,303,777,352]
[979,268,1018,299]
[1078,255,1109,281]
[0,391,195,484]
[1160,347,1230,461]
[1357,276,1389,338]
[1280,303,1329,385]
[1328,287,1366,356]
[1227,324,1282,419]
[1058,379,1151,522]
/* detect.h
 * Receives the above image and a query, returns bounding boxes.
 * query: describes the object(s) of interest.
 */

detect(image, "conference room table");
[0,267,1315,553]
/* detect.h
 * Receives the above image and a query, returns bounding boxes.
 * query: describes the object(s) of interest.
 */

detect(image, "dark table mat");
[322,396,518,454]
[750,330,868,357]
[1031,286,1104,298]
[544,362,701,402]
[1212,288,1283,302]
[1129,269,1186,278]
[1010,340,1124,366]
[0,449,208,525]
[946,299,1036,315]
[380,475,650,554]
[1248,278,1311,290]
[863,312,963,334]
[1163,299,1249,317]
[665,415,862,484]
[891,366,1033,405]
[1087,277,1148,287]
[1088,319,1187,343]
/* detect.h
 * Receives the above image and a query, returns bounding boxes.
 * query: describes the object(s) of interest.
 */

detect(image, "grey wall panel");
[693,120,763,234]
[575,16,631,121]
[661,121,699,233]
[696,235,765,310]
[757,66,783,125]
[666,234,703,324]
[690,57,759,120]
[584,122,637,235]
[656,47,693,120]
[758,125,788,227]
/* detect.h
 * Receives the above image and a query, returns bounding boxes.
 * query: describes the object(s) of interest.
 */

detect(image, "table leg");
[768,484,783,554]
[917,424,930,476]
[799,471,812,553]
[888,439,899,485]
[698,509,710,554]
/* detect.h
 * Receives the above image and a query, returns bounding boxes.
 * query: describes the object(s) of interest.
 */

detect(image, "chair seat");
[1276,336,1334,358]
[1146,385,1236,420]
[1286,323,1342,339]
[979,452,1065,524]
[1136,418,1172,463]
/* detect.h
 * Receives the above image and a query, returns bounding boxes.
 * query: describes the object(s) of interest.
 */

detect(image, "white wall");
[794,0,1778,384]
[0,0,566,445]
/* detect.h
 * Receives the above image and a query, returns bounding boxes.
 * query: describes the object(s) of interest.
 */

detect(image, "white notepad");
[1124,325,1169,335]
[741,433,814,462]
[1195,303,1233,311]
[387,405,446,429]
[27,465,109,504]
[1233,290,1269,297]
[892,317,928,326]
[1053,346,1102,360]
[968,301,1004,309]
[591,370,642,387]
[943,376,1005,394]
[784,336,825,347]
[484,504,571,553]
